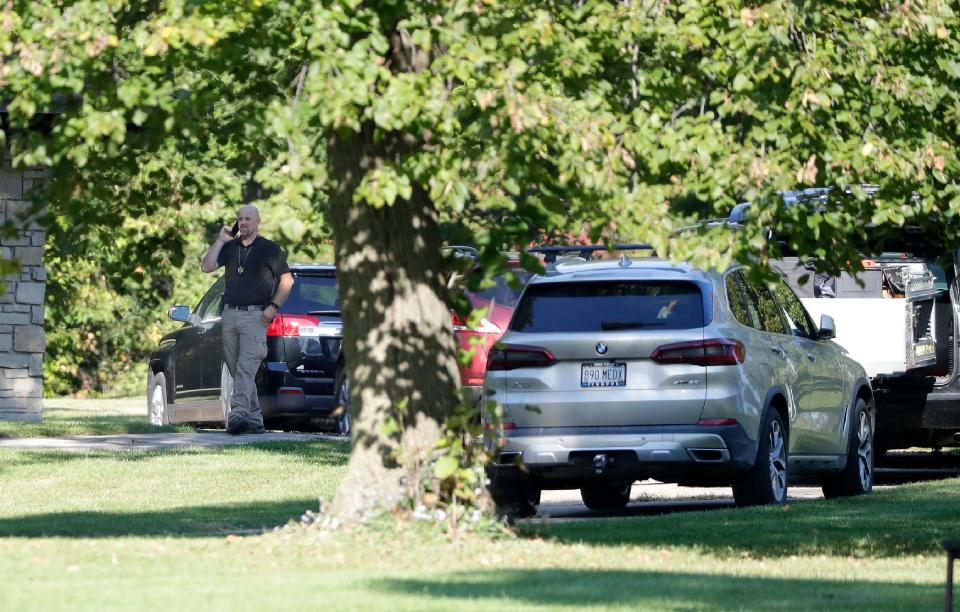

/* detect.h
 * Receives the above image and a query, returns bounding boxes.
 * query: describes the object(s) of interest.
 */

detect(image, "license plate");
[581,362,626,387]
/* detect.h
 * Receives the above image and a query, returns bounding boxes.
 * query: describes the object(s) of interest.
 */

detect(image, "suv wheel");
[487,471,540,519]
[733,408,788,506]
[580,482,632,511]
[821,397,874,498]
[333,367,352,436]
[147,371,170,426]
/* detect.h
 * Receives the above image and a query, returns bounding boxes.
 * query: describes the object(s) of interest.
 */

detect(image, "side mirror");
[167,305,192,322]
[818,314,836,340]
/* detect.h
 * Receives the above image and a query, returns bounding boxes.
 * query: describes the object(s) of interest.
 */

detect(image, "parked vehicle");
[449,245,648,407]
[147,252,523,432]
[450,256,533,406]
[146,264,350,434]
[483,252,875,517]
[732,188,960,453]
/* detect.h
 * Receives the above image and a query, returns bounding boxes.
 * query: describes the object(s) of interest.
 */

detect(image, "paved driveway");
[534,481,827,521]
[533,454,960,520]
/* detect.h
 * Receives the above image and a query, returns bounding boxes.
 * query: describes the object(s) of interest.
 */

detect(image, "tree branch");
[287,62,308,170]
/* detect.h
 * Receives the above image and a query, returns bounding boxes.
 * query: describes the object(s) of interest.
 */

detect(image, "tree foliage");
[4,0,960,520]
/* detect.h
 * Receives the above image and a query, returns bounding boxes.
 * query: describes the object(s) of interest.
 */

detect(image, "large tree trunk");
[326,122,462,520]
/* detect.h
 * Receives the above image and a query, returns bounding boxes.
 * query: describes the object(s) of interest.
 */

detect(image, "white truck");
[776,255,959,453]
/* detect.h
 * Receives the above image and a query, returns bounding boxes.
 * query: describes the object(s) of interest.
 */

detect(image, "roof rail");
[671,218,739,235]
[729,184,899,224]
[529,243,655,263]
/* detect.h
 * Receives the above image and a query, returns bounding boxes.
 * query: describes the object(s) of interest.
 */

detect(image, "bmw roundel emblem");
[595,342,608,355]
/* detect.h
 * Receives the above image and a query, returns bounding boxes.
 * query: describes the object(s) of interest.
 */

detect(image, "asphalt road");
[533,451,960,520]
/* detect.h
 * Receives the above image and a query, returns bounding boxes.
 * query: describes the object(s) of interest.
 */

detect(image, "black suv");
[146,264,350,433]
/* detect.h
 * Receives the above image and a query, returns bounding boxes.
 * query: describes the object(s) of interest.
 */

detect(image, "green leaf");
[733,73,752,92]
[433,455,459,480]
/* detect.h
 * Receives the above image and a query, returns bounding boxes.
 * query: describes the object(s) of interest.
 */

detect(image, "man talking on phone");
[201,204,294,434]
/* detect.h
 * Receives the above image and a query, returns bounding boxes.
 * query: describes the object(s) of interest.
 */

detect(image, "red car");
[451,261,533,406]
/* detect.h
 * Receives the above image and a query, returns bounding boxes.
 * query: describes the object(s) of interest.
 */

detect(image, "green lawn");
[0,397,194,438]
[0,402,957,610]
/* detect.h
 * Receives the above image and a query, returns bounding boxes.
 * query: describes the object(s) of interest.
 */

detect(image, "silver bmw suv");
[483,256,875,516]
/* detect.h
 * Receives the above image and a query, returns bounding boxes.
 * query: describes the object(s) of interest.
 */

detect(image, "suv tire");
[733,408,788,506]
[147,371,170,426]
[332,367,352,436]
[580,482,631,510]
[821,397,874,498]
[488,471,540,519]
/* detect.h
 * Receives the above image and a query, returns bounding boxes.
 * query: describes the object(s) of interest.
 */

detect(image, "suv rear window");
[282,274,338,313]
[511,281,705,333]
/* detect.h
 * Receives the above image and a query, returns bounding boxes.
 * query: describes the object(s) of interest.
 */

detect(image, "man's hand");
[201,228,231,273]
[261,304,277,326]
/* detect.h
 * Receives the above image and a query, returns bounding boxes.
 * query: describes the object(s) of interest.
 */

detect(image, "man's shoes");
[226,412,250,435]
[245,426,266,435]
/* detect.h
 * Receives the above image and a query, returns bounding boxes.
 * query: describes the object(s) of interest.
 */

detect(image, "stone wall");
[0,149,46,422]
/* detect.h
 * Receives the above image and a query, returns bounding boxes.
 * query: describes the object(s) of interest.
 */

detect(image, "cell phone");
[228,221,239,237]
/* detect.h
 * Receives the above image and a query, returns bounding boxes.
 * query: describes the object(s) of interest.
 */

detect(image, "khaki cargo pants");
[222,306,268,429]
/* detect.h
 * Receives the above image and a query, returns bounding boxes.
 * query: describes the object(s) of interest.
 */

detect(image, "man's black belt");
[223,303,263,311]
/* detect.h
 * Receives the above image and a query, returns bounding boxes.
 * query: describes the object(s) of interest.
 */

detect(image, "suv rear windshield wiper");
[308,310,341,316]
[600,321,666,330]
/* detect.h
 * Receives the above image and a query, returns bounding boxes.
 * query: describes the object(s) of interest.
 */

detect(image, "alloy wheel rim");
[768,420,787,501]
[338,378,350,435]
[339,409,351,435]
[857,410,873,488]
[221,366,233,421]
[150,384,164,425]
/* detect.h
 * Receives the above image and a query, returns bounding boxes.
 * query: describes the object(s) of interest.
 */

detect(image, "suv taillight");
[487,345,556,371]
[266,314,320,337]
[651,338,745,366]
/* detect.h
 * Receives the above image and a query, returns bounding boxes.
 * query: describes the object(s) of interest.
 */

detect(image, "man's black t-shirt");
[217,236,290,306]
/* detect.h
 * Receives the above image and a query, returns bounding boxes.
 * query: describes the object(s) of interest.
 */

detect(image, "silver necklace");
[238,241,253,275]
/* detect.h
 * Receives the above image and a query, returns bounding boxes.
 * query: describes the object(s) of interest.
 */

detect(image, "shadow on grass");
[0,499,317,538]
[375,569,940,609]
[0,440,350,470]
[529,478,960,558]
[0,415,195,439]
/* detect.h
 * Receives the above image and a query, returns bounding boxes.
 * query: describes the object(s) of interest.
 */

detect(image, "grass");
[0,401,957,610]
[0,441,348,537]
[531,478,960,559]
[0,397,194,438]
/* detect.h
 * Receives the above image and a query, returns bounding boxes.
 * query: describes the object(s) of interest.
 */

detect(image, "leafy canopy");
[4,1,960,270]
[3,1,960,401]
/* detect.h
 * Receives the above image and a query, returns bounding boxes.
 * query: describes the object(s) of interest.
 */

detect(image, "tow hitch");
[593,452,612,474]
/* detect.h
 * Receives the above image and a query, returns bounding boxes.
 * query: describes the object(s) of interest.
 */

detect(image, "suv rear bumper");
[258,363,338,421]
[489,424,758,486]
[260,393,336,418]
